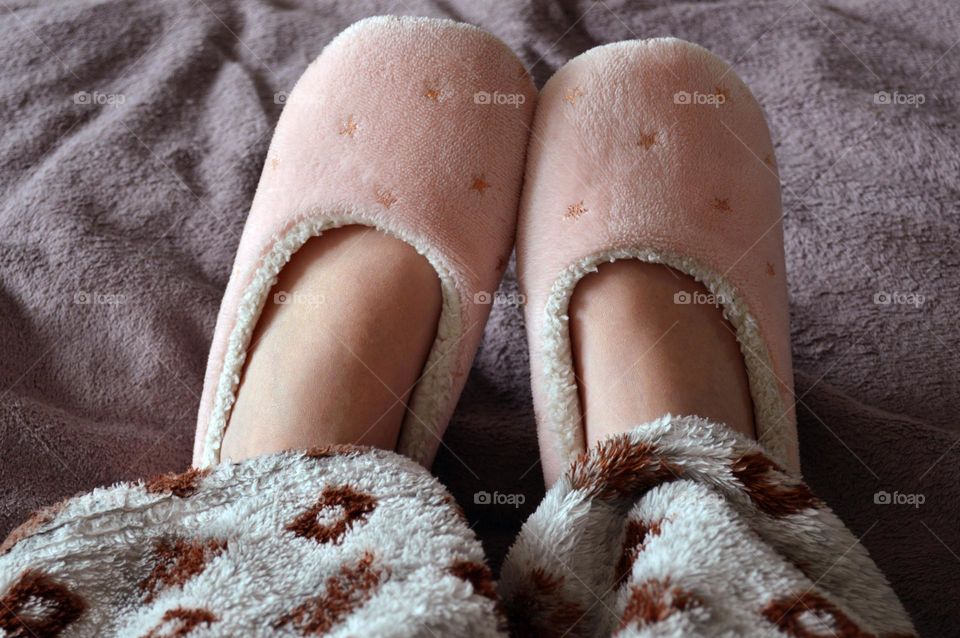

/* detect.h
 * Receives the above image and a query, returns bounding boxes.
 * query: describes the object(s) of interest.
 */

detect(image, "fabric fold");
[499,415,915,637]
[0,446,504,638]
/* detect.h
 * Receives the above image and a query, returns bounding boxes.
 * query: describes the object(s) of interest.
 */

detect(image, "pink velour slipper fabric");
[193,16,536,468]
[518,38,798,486]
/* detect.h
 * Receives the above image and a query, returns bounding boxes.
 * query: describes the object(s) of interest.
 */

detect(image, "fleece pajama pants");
[0,415,915,637]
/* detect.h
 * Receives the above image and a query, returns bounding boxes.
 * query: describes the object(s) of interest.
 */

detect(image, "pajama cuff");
[1,417,915,637]
[0,445,504,637]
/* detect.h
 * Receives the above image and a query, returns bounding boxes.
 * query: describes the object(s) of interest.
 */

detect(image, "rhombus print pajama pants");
[0,415,915,637]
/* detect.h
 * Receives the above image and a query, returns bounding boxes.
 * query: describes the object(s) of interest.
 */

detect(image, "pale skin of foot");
[222,229,751,460]
[570,260,756,447]
[221,225,441,462]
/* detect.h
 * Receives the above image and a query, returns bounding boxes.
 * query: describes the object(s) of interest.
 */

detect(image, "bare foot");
[221,226,442,461]
[570,260,754,447]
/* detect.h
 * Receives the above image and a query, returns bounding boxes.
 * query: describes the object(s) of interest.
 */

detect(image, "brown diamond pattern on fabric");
[274,551,382,635]
[762,591,881,638]
[616,578,702,634]
[732,451,818,517]
[303,444,362,460]
[615,518,664,587]
[0,499,67,555]
[145,467,211,498]
[140,537,227,603]
[286,484,377,545]
[0,569,85,636]
[141,607,217,638]
[568,436,681,501]
[449,560,498,603]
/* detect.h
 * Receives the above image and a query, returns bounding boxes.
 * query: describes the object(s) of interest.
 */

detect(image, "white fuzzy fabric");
[0,447,502,637]
[539,248,793,473]
[499,415,915,637]
[2,418,915,637]
[200,210,464,469]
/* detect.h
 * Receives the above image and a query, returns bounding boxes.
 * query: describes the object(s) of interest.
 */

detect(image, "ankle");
[221,226,441,461]
[570,261,755,446]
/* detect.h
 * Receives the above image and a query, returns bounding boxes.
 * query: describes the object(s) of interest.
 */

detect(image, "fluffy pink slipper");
[193,16,535,468]
[518,38,798,485]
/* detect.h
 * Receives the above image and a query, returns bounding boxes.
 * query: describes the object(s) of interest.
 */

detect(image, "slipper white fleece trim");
[200,208,463,468]
[518,37,798,484]
[194,14,536,468]
[540,247,789,472]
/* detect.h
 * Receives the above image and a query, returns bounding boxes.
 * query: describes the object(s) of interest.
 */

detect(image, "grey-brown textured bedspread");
[1,1,957,634]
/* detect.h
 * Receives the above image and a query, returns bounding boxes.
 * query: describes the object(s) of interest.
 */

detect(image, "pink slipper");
[518,38,798,485]
[193,16,535,468]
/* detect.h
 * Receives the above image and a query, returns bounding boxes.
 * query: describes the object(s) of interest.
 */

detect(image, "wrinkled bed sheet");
[1,1,957,634]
